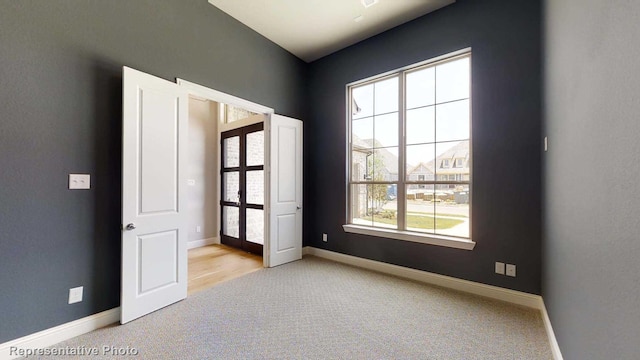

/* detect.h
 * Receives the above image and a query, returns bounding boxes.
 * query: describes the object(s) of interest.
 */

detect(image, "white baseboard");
[2,249,562,360]
[0,308,120,360]
[303,247,542,308]
[540,300,564,360]
[303,247,563,358]
[188,237,219,250]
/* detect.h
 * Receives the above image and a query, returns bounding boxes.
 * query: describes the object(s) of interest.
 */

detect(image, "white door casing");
[121,67,188,324]
[266,114,303,267]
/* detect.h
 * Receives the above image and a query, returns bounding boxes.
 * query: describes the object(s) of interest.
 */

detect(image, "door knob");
[296,205,301,210]
[125,223,136,231]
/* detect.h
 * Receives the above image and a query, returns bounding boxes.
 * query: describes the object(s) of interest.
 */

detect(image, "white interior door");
[121,67,188,324]
[266,114,303,267]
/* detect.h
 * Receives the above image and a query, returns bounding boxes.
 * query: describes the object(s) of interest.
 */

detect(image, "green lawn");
[371,214,464,230]
[406,212,468,219]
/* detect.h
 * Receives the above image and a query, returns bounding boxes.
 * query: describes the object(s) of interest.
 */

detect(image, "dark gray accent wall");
[543,0,640,358]
[0,1,305,343]
[306,0,542,294]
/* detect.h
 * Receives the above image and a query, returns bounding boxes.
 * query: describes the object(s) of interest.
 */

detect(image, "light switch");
[69,174,91,190]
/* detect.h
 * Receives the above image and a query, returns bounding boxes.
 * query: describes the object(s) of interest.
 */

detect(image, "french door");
[220,123,265,255]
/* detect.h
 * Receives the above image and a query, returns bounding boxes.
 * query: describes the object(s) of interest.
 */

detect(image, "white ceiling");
[207,0,455,63]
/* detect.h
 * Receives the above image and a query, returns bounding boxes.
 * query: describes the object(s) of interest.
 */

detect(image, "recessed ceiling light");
[361,0,379,9]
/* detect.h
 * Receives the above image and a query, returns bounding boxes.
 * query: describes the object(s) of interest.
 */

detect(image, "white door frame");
[176,79,274,267]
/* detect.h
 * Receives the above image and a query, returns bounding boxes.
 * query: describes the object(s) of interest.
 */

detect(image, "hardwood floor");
[188,244,263,295]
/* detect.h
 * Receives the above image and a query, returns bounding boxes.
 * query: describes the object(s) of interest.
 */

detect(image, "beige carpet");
[32,256,552,359]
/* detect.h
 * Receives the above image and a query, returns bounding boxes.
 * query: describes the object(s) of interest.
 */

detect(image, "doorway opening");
[186,95,267,295]
[121,68,302,323]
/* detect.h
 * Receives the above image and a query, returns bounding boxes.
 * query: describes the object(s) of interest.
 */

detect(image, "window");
[219,103,259,124]
[346,50,472,249]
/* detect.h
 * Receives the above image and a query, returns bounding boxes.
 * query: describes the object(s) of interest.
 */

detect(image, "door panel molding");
[266,114,303,267]
[121,67,188,324]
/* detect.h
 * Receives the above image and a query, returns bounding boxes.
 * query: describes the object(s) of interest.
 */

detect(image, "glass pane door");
[220,123,264,255]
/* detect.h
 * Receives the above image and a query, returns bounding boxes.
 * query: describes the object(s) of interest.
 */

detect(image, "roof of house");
[407,141,469,175]
[352,135,398,175]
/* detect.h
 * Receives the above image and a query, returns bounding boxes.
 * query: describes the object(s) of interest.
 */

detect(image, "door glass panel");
[222,206,239,238]
[246,131,264,166]
[223,172,239,202]
[246,170,264,205]
[246,209,264,245]
[223,136,240,168]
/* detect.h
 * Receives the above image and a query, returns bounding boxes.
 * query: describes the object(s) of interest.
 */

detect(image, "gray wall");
[306,0,543,294]
[0,1,306,343]
[543,0,640,358]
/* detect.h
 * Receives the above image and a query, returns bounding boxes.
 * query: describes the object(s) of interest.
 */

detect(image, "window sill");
[342,224,476,250]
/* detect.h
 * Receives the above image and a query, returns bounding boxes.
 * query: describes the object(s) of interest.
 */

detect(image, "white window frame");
[343,49,475,251]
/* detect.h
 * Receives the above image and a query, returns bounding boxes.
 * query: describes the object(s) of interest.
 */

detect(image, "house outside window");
[346,50,471,244]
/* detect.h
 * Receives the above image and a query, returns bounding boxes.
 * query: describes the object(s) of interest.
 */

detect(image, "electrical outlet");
[506,264,516,277]
[322,233,328,242]
[69,174,90,190]
[196,226,201,233]
[495,262,505,275]
[68,286,83,304]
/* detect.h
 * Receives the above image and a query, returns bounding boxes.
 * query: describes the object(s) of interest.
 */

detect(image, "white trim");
[176,79,274,115]
[0,308,120,360]
[541,300,564,360]
[219,113,266,133]
[187,237,219,250]
[343,224,476,250]
[303,247,564,356]
[304,247,540,308]
[345,47,472,87]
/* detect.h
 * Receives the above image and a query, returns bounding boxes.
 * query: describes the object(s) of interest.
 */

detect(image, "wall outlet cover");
[506,264,516,277]
[68,286,83,304]
[322,233,328,242]
[495,262,505,275]
[69,174,90,190]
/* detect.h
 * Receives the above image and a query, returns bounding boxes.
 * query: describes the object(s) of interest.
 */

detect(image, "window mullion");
[397,73,406,231]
